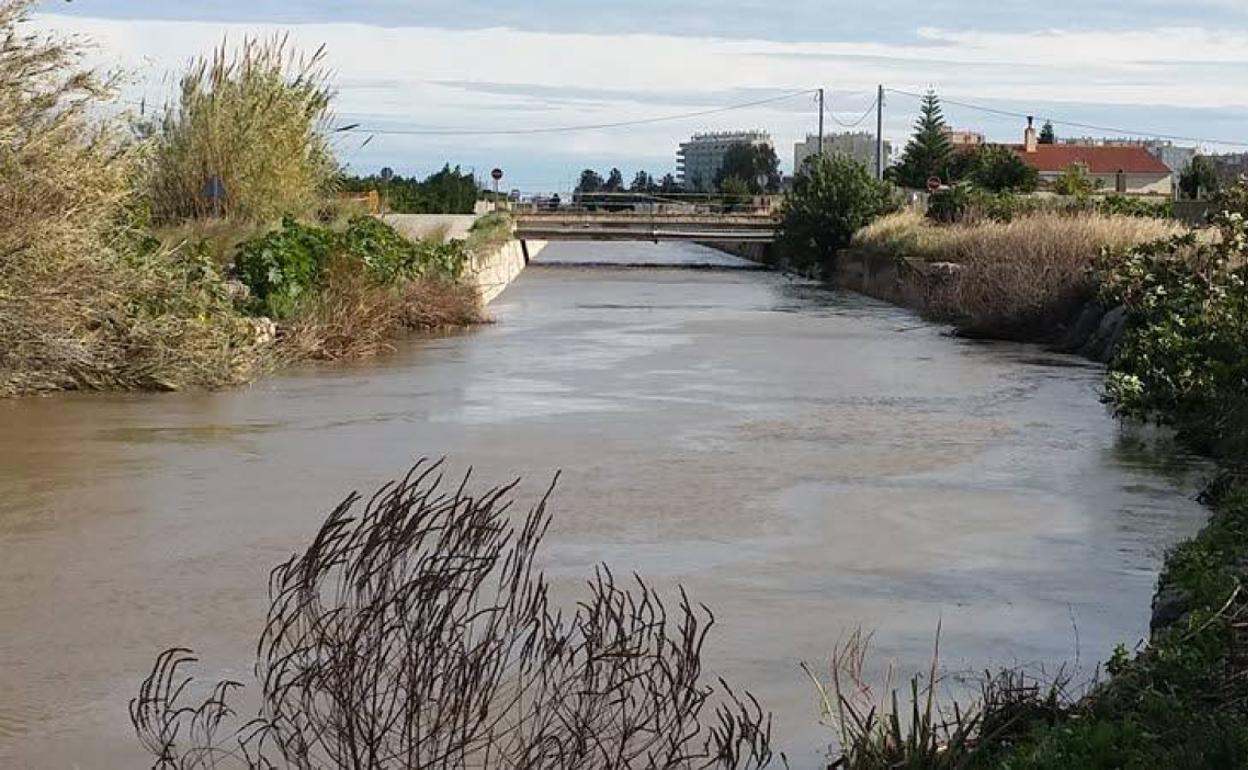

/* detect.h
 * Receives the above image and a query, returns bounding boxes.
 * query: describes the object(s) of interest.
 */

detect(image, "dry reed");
[278,257,484,362]
[132,461,773,769]
[854,211,1185,338]
[0,0,268,395]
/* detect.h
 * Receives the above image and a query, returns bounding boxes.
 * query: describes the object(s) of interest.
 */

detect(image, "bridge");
[514,211,777,242]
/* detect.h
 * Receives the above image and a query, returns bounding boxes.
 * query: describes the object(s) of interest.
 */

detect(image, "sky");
[34,0,1248,193]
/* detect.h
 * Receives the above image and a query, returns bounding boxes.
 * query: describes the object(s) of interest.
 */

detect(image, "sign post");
[491,168,504,212]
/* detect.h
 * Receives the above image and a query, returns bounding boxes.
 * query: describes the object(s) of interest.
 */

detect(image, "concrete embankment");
[384,213,544,305]
[466,238,545,304]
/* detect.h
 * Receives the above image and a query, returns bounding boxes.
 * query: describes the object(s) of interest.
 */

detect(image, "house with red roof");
[1009,118,1174,197]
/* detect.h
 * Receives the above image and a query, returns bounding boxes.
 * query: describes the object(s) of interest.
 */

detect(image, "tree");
[970,145,1039,193]
[947,148,980,184]
[576,169,604,194]
[1179,155,1220,200]
[719,176,752,211]
[658,173,680,194]
[1052,162,1101,197]
[779,153,899,274]
[715,142,781,193]
[629,170,654,193]
[1039,121,1056,145]
[888,89,954,189]
[604,167,625,193]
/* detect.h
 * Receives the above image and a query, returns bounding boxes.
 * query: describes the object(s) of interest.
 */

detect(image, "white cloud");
[30,13,1248,186]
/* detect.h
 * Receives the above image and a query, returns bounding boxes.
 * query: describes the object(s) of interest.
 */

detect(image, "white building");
[793,132,891,174]
[677,130,772,192]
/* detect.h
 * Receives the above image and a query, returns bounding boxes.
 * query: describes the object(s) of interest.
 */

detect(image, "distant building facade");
[677,130,772,192]
[793,132,891,174]
[1011,118,1173,196]
[942,128,986,148]
[1211,152,1248,185]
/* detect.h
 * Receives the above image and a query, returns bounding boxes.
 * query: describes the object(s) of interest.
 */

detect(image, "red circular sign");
[926,176,943,192]
[491,168,504,181]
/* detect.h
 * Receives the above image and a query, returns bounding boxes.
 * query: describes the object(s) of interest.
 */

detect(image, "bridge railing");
[516,191,781,217]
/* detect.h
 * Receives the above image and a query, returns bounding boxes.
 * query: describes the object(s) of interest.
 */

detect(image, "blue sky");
[39,1,1248,192]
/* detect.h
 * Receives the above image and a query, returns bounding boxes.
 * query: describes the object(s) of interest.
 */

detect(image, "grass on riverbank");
[980,480,1248,769]
[852,210,1184,339]
[816,480,1248,770]
[0,6,498,397]
[0,0,268,396]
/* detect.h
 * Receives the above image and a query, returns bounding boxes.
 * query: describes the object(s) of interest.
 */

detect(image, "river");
[0,241,1212,767]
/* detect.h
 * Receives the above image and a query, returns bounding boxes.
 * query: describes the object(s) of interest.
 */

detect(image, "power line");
[885,87,1248,149]
[329,89,818,137]
[824,94,878,129]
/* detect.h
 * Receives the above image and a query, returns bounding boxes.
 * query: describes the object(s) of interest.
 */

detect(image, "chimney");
[1024,115,1038,153]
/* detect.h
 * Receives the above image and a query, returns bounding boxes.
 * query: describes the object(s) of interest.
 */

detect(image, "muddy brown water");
[0,242,1212,767]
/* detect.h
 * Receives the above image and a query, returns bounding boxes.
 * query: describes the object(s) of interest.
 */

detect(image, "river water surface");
[0,242,1212,767]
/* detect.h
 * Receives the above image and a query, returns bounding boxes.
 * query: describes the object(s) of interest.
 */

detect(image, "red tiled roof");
[1007,144,1171,174]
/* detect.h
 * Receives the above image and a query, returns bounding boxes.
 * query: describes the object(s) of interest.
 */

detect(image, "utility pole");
[875,84,885,181]
[817,88,825,158]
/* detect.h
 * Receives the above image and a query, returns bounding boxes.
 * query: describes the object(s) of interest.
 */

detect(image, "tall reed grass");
[145,35,337,223]
[0,0,267,395]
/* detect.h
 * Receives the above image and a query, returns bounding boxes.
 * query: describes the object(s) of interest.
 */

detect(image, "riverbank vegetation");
[770,135,1248,764]
[817,185,1248,769]
[0,0,266,396]
[0,2,493,397]
[853,209,1184,340]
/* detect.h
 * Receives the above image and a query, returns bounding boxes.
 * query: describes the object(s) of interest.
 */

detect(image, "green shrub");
[233,217,338,319]
[1100,191,1248,458]
[779,153,899,274]
[1052,162,1102,197]
[233,217,470,319]
[926,183,976,223]
[969,145,1039,193]
[1097,195,1174,219]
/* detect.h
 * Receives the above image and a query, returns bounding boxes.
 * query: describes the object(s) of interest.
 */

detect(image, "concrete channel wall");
[383,213,544,305]
[466,239,546,304]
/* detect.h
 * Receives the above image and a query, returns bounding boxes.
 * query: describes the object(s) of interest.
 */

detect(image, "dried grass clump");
[279,258,484,362]
[927,213,1184,337]
[0,0,267,395]
[809,627,1074,770]
[854,211,1184,338]
[146,34,336,223]
[132,461,773,769]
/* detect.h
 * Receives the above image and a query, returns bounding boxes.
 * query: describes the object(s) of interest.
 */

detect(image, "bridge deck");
[514,212,778,242]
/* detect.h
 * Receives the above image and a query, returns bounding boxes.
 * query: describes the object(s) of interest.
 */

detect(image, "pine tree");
[1039,120,1056,145]
[889,89,953,189]
[604,168,625,193]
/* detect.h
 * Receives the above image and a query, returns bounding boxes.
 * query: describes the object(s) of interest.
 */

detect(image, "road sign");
[491,168,504,182]
[926,176,943,192]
